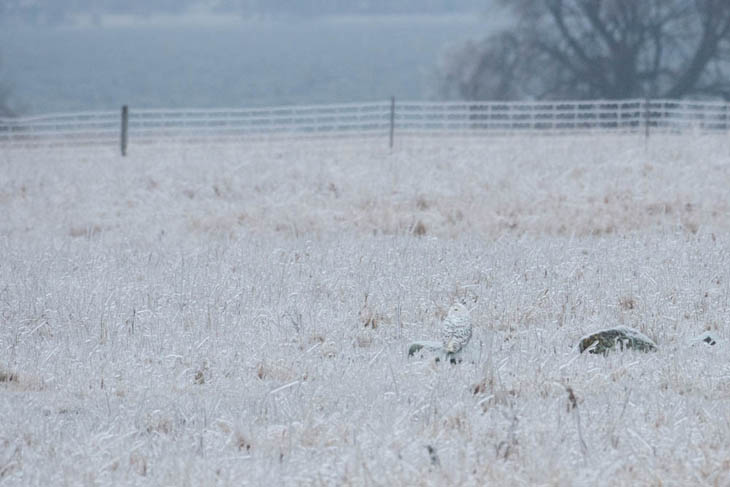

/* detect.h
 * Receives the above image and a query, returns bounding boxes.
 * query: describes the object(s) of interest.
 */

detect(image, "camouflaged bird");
[441,302,472,362]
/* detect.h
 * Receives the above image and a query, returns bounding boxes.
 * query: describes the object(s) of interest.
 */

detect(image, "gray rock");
[690,331,720,347]
[407,340,443,358]
[578,326,657,355]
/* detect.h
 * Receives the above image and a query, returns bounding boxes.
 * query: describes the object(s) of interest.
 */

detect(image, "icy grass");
[2,135,730,485]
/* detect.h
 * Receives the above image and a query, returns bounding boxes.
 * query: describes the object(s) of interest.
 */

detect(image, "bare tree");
[0,58,14,118]
[440,0,730,100]
[0,6,15,117]
[0,87,13,118]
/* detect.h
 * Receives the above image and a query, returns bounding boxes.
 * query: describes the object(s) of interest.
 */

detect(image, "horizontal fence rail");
[1,99,729,150]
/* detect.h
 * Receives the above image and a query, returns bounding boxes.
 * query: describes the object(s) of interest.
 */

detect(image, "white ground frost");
[1,135,730,485]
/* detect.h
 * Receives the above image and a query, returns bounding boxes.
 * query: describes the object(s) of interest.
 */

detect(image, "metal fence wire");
[1,99,729,149]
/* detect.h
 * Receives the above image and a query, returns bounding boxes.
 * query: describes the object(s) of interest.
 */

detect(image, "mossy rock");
[407,340,443,358]
[578,326,657,355]
[690,332,719,347]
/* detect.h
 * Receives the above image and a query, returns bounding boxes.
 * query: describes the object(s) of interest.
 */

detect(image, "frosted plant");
[441,302,472,363]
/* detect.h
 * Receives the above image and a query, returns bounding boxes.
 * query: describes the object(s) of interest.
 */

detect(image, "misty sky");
[1,1,492,24]
[0,1,502,115]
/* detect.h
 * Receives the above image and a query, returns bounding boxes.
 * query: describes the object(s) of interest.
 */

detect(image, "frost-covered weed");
[1,136,730,485]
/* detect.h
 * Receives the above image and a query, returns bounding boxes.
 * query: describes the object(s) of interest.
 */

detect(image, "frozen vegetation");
[2,134,730,484]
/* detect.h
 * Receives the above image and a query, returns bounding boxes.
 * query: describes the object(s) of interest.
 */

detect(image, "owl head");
[448,302,470,318]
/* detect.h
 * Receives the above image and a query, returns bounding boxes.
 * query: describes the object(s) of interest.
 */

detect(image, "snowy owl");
[441,302,472,363]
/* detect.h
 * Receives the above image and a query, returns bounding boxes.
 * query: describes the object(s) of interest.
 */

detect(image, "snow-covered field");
[2,135,730,485]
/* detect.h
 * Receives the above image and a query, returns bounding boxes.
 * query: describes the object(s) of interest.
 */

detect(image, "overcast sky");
[0,1,502,114]
[1,1,492,25]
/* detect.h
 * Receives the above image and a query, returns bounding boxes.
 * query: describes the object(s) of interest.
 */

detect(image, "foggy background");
[0,0,502,115]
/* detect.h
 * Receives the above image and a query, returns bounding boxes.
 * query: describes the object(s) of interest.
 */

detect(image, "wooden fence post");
[389,96,395,150]
[121,105,128,156]
[644,98,651,139]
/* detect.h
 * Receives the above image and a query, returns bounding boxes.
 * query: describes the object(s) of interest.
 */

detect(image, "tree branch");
[665,3,730,97]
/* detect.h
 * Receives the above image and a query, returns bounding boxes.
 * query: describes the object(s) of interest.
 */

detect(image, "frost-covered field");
[2,135,730,485]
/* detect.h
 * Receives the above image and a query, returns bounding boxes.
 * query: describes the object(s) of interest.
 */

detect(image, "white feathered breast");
[441,302,472,353]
